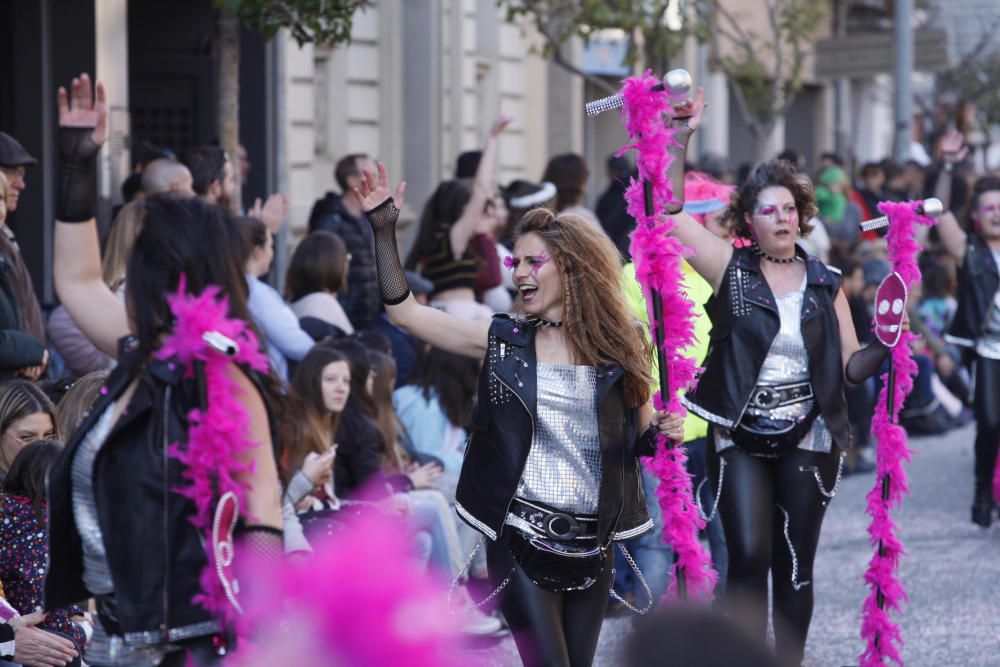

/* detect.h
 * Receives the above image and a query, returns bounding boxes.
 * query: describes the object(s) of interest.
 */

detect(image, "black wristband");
[56,127,100,222]
[636,423,659,457]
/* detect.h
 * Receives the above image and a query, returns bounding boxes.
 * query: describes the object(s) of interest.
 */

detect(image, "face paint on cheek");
[531,253,551,277]
[503,256,515,270]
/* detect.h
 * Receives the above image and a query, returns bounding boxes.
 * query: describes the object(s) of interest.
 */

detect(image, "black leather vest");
[45,338,276,645]
[945,236,1000,348]
[682,247,851,450]
[455,315,653,545]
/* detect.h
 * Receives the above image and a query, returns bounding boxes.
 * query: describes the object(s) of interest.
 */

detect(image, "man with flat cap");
[0,132,36,215]
[0,132,49,379]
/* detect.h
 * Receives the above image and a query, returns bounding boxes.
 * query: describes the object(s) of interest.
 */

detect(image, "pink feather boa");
[231,513,464,666]
[156,277,269,626]
[859,201,935,667]
[619,72,716,601]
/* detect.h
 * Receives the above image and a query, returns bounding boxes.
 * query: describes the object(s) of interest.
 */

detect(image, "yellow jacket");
[622,261,713,442]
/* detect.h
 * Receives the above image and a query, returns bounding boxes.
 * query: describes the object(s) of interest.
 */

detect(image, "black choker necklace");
[527,315,562,328]
[751,243,801,265]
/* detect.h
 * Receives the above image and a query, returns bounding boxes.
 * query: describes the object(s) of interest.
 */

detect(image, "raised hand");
[57,73,107,147]
[672,86,705,130]
[252,192,289,235]
[490,112,514,137]
[353,161,406,213]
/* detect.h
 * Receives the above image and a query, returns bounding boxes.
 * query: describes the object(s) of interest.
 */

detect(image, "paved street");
[465,422,1000,666]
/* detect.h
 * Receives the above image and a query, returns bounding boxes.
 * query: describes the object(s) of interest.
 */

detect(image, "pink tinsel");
[157,277,269,626]
[859,201,935,667]
[231,513,465,667]
[620,72,716,601]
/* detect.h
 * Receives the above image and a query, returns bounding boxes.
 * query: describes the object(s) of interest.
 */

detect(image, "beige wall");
[280,0,577,238]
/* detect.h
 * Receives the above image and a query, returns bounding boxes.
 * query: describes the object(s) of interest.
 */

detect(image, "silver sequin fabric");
[71,404,116,595]
[975,250,1000,360]
[513,363,602,514]
[717,277,832,455]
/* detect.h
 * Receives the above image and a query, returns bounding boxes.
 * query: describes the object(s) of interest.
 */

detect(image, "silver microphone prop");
[859,198,944,232]
[585,69,693,117]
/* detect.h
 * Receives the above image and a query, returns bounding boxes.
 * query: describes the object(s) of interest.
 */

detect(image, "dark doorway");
[0,0,96,305]
[128,0,270,207]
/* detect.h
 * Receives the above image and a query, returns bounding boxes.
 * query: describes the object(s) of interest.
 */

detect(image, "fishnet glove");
[57,127,100,222]
[366,197,411,305]
[236,525,284,617]
[664,117,694,214]
[846,342,890,385]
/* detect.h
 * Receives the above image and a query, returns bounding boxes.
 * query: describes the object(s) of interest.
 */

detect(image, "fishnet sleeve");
[236,525,284,615]
[366,197,411,305]
[664,117,694,214]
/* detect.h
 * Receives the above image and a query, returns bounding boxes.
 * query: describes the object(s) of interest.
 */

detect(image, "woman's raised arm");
[354,162,490,359]
[53,73,130,357]
[662,88,732,291]
[449,113,513,258]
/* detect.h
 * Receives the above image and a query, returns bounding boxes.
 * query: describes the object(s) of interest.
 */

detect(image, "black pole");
[644,179,687,600]
[874,357,895,641]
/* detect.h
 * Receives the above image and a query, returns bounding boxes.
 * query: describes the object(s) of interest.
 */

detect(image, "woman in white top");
[287,231,355,336]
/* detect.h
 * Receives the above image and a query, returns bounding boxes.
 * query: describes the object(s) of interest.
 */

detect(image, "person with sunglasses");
[660,90,896,665]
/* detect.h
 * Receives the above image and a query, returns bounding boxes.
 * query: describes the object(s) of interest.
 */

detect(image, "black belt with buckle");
[748,381,813,410]
[509,497,599,541]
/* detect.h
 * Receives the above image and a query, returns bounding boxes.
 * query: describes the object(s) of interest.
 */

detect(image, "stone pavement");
[464,422,1000,666]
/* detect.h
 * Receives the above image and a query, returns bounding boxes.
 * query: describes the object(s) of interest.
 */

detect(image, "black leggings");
[973,356,1000,493]
[486,540,614,667]
[708,443,842,666]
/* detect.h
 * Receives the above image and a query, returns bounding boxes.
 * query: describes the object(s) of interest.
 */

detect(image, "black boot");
[972,486,994,528]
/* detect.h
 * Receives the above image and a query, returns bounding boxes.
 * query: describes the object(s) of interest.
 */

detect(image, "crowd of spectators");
[0,93,990,664]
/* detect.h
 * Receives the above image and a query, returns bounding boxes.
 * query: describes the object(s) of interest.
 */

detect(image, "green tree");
[501,0,825,161]
[924,14,1000,161]
[213,0,370,212]
[699,0,826,160]
[499,0,691,95]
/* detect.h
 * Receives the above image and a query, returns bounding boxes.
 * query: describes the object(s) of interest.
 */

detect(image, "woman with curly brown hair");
[661,90,897,665]
[353,161,684,667]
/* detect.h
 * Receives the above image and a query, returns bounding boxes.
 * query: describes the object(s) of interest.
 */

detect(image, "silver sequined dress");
[716,276,833,455]
[507,363,602,518]
[71,404,116,596]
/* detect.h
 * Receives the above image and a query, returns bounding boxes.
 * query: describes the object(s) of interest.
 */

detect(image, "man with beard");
[182,145,237,210]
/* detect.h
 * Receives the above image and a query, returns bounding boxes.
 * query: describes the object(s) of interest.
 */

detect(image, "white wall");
[281,0,571,238]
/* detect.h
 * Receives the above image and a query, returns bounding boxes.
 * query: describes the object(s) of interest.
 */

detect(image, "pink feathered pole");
[157,277,270,627]
[619,72,716,601]
[859,201,936,667]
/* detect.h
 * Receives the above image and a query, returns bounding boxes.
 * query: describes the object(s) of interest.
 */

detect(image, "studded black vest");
[682,246,852,450]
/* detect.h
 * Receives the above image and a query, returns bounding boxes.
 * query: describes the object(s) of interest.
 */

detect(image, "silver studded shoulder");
[728,264,752,318]
[487,330,514,406]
